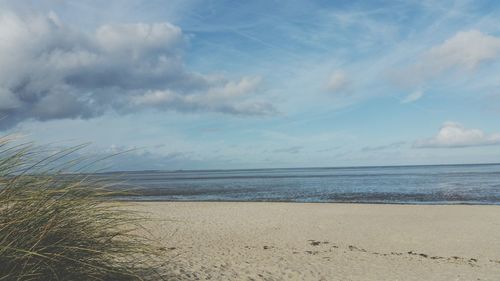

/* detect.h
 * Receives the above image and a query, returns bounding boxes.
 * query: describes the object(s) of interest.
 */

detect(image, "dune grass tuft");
[0,136,164,281]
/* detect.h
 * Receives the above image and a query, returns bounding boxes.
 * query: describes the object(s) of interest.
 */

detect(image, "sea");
[104,164,500,205]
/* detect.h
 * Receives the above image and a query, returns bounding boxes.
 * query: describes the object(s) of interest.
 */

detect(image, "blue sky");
[1,0,500,170]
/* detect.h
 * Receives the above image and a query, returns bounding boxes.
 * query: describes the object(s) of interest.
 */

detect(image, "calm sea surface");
[104,164,500,204]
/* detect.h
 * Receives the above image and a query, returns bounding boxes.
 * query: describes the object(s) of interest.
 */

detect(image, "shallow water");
[103,164,500,204]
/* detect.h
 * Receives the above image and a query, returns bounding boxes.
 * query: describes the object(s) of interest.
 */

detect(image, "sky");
[1,0,500,170]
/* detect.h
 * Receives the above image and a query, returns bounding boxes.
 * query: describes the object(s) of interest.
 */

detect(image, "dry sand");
[132,202,500,280]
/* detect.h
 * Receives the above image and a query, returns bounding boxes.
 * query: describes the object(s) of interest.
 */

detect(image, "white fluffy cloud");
[414,122,500,148]
[131,77,275,115]
[0,11,275,129]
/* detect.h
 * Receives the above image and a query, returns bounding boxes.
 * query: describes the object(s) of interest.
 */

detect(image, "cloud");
[362,141,406,152]
[397,30,500,87]
[83,145,197,171]
[414,122,500,148]
[316,146,341,153]
[0,11,275,129]
[325,70,349,93]
[273,146,303,154]
[130,76,276,115]
[424,30,500,72]
[401,90,423,103]
[0,88,21,110]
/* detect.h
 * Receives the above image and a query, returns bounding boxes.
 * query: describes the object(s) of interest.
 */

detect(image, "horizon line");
[96,162,500,174]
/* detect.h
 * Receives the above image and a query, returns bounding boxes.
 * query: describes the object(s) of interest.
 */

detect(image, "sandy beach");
[133,202,500,280]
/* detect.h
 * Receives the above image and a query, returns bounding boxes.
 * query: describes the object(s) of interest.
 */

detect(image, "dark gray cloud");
[0,11,276,129]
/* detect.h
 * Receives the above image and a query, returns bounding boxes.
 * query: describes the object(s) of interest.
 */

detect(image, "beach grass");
[0,136,164,281]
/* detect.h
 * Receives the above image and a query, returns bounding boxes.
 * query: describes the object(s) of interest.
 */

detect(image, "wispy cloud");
[362,141,406,152]
[424,30,500,72]
[273,146,303,154]
[325,70,349,94]
[396,30,500,87]
[316,146,342,153]
[401,90,424,103]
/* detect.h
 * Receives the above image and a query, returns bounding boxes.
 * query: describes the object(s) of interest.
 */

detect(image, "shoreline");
[121,199,500,206]
[133,202,500,280]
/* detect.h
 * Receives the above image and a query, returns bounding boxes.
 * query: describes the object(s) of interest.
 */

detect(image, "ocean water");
[106,164,500,204]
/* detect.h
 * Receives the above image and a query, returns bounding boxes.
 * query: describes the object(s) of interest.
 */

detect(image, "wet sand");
[132,202,500,280]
